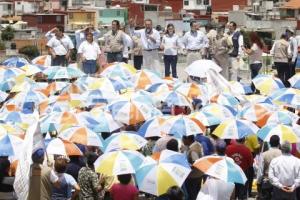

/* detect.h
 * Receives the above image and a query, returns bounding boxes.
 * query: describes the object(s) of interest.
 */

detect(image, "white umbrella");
[184,60,222,78]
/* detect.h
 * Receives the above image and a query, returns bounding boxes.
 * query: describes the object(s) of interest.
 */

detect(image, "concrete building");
[14,0,43,14]
[0,1,14,17]
[95,6,128,26]
[67,9,97,30]
[183,0,211,15]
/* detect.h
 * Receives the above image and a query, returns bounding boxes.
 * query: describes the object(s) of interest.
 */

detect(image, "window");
[196,0,202,5]
[286,9,295,18]
[144,5,158,11]
[116,10,120,16]
[37,16,42,23]
[184,1,189,6]
[87,13,91,19]
[203,0,209,5]
[7,4,12,10]
[69,13,73,19]
[56,15,61,22]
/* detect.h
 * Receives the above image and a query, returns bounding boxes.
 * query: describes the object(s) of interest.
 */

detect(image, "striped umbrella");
[174,83,206,99]
[257,124,299,143]
[0,134,23,156]
[32,55,51,66]
[271,88,300,108]
[155,91,192,107]
[21,64,45,76]
[137,116,168,138]
[210,93,239,107]
[101,62,136,80]
[252,74,285,95]
[146,83,172,93]
[229,81,253,95]
[256,110,299,127]
[94,150,145,176]
[46,138,82,156]
[190,111,222,126]
[201,103,237,120]
[213,119,259,139]
[132,69,163,89]
[88,110,123,133]
[288,73,300,89]
[193,155,247,184]
[239,103,277,122]
[2,57,29,68]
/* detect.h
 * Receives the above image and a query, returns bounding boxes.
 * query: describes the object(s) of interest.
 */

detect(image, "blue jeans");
[164,55,177,77]
[52,55,67,66]
[107,52,123,63]
[250,63,262,79]
[82,60,97,74]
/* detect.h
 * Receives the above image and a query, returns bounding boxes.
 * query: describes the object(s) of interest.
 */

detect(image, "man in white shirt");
[46,26,74,66]
[77,32,101,75]
[120,25,133,64]
[181,21,209,66]
[269,141,300,200]
[134,19,161,73]
[228,21,244,81]
[75,25,101,49]
[286,28,298,80]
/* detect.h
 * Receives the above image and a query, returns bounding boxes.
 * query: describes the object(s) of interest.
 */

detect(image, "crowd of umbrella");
[0,55,300,196]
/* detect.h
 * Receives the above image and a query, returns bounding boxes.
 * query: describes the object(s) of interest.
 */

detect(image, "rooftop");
[281,0,300,9]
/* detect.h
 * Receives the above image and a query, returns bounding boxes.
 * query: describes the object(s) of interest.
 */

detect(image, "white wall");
[0,3,13,17]
[15,1,36,14]
[183,0,210,10]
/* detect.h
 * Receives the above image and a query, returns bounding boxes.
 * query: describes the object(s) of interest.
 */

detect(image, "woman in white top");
[161,24,179,78]
[77,32,101,75]
[243,32,264,79]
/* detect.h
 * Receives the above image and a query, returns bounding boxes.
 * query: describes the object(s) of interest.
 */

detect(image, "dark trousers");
[275,62,290,87]
[82,60,97,74]
[235,182,248,200]
[184,177,201,200]
[257,180,273,200]
[247,166,255,195]
[289,58,297,79]
[52,55,67,66]
[250,63,262,79]
[107,52,123,63]
[133,55,143,70]
[164,55,177,78]
[272,187,296,200]
[122,57,128,64]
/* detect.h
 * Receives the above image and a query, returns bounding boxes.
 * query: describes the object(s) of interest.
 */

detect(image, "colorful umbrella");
[88,77,132,92]
[21,64,45,76]
[210,93,239,107]
[46,138,82,156]
[44,66,84,79]
[161,115,206,137]
[257,124,299,143]
[213,119,259,139]
[252,74,285,95]
[193,156,247,184]
[0,134,23,156]
[103,131,147,152]
[239,103,277,122]
[175,83,206,99]
[59,126,104,147]
[184,59,222,78]
[155,91,191,107]
[256,110,299,127]
[190,111,221,126]
[101,62,136,80]
[0,66,25,81]
[200,103,237,120]
[107,100,154,125]
[40,81,69,96]
[229,81,253,95]
[131,69,162,89]
[89,110,123,133]
[136,150,191,196]
[0,90,8,103]
[82,89,117,106]
[94,150,145,176]
[271,88,300,108]
[32,55,51,66]
[146,83,172,93]
[137,116,168,138]
[288,73,300,89]
[2,57,29,68]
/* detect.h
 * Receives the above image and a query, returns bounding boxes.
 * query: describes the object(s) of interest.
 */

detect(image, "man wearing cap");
[286,28,298,79]
[269,141,300,200]
[181,21,209,66]
[28,148,52,200]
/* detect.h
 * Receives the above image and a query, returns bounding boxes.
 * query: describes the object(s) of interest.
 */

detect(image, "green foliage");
[18,45,40,59]
[0,41,5,50]
[1,26,15,41]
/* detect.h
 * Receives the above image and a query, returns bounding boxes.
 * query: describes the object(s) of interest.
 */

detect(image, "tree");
[1,26,15,41]
[18,45,40,59]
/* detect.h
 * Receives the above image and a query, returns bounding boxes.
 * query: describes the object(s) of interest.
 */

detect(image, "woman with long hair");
[243,32,264,79]
[161,24,180,78]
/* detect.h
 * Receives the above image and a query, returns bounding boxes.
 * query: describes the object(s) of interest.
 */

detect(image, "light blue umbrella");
[2,57,29,68]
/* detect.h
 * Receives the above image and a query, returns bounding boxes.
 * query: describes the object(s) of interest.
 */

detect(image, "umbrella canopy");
[0,134,23,156]
[175,83,206,99]
[229,81,253,95]
[132,69,163,89]
[136,150,191,196]
[0,66,25,81]
[46,138,82,156]
[201,103,237,120]
[32,55,51,66]
[210,93,239,107]
[161,115,206,137]
[257,124,299,143]
[184,59,222,78]
[256,110,299,127]
[21,64,45,76]
[88,77,132,92]
[252,74,285,95]
[59,126,104,147]
[193,155,247,184]
[107,100,154,125]
[137,116,168,138]
[271,88,300,108]
[82,89,117,105]
[190,111,222,126]
[101,62,136,79]
[213,119,259,139]
[239,103,277,122]
[89,110,123,133]
[103,131,147,152]
[146,83,172,93]
[94,150,145,176]
[288,73,300,89]
[0,90,8,103]
[44,66,84,80]
[2,57,29,68]
[155,91,192,107]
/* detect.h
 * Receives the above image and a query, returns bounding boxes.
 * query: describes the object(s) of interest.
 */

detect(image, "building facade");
[0,1,14,17]
[67,10,97,30]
